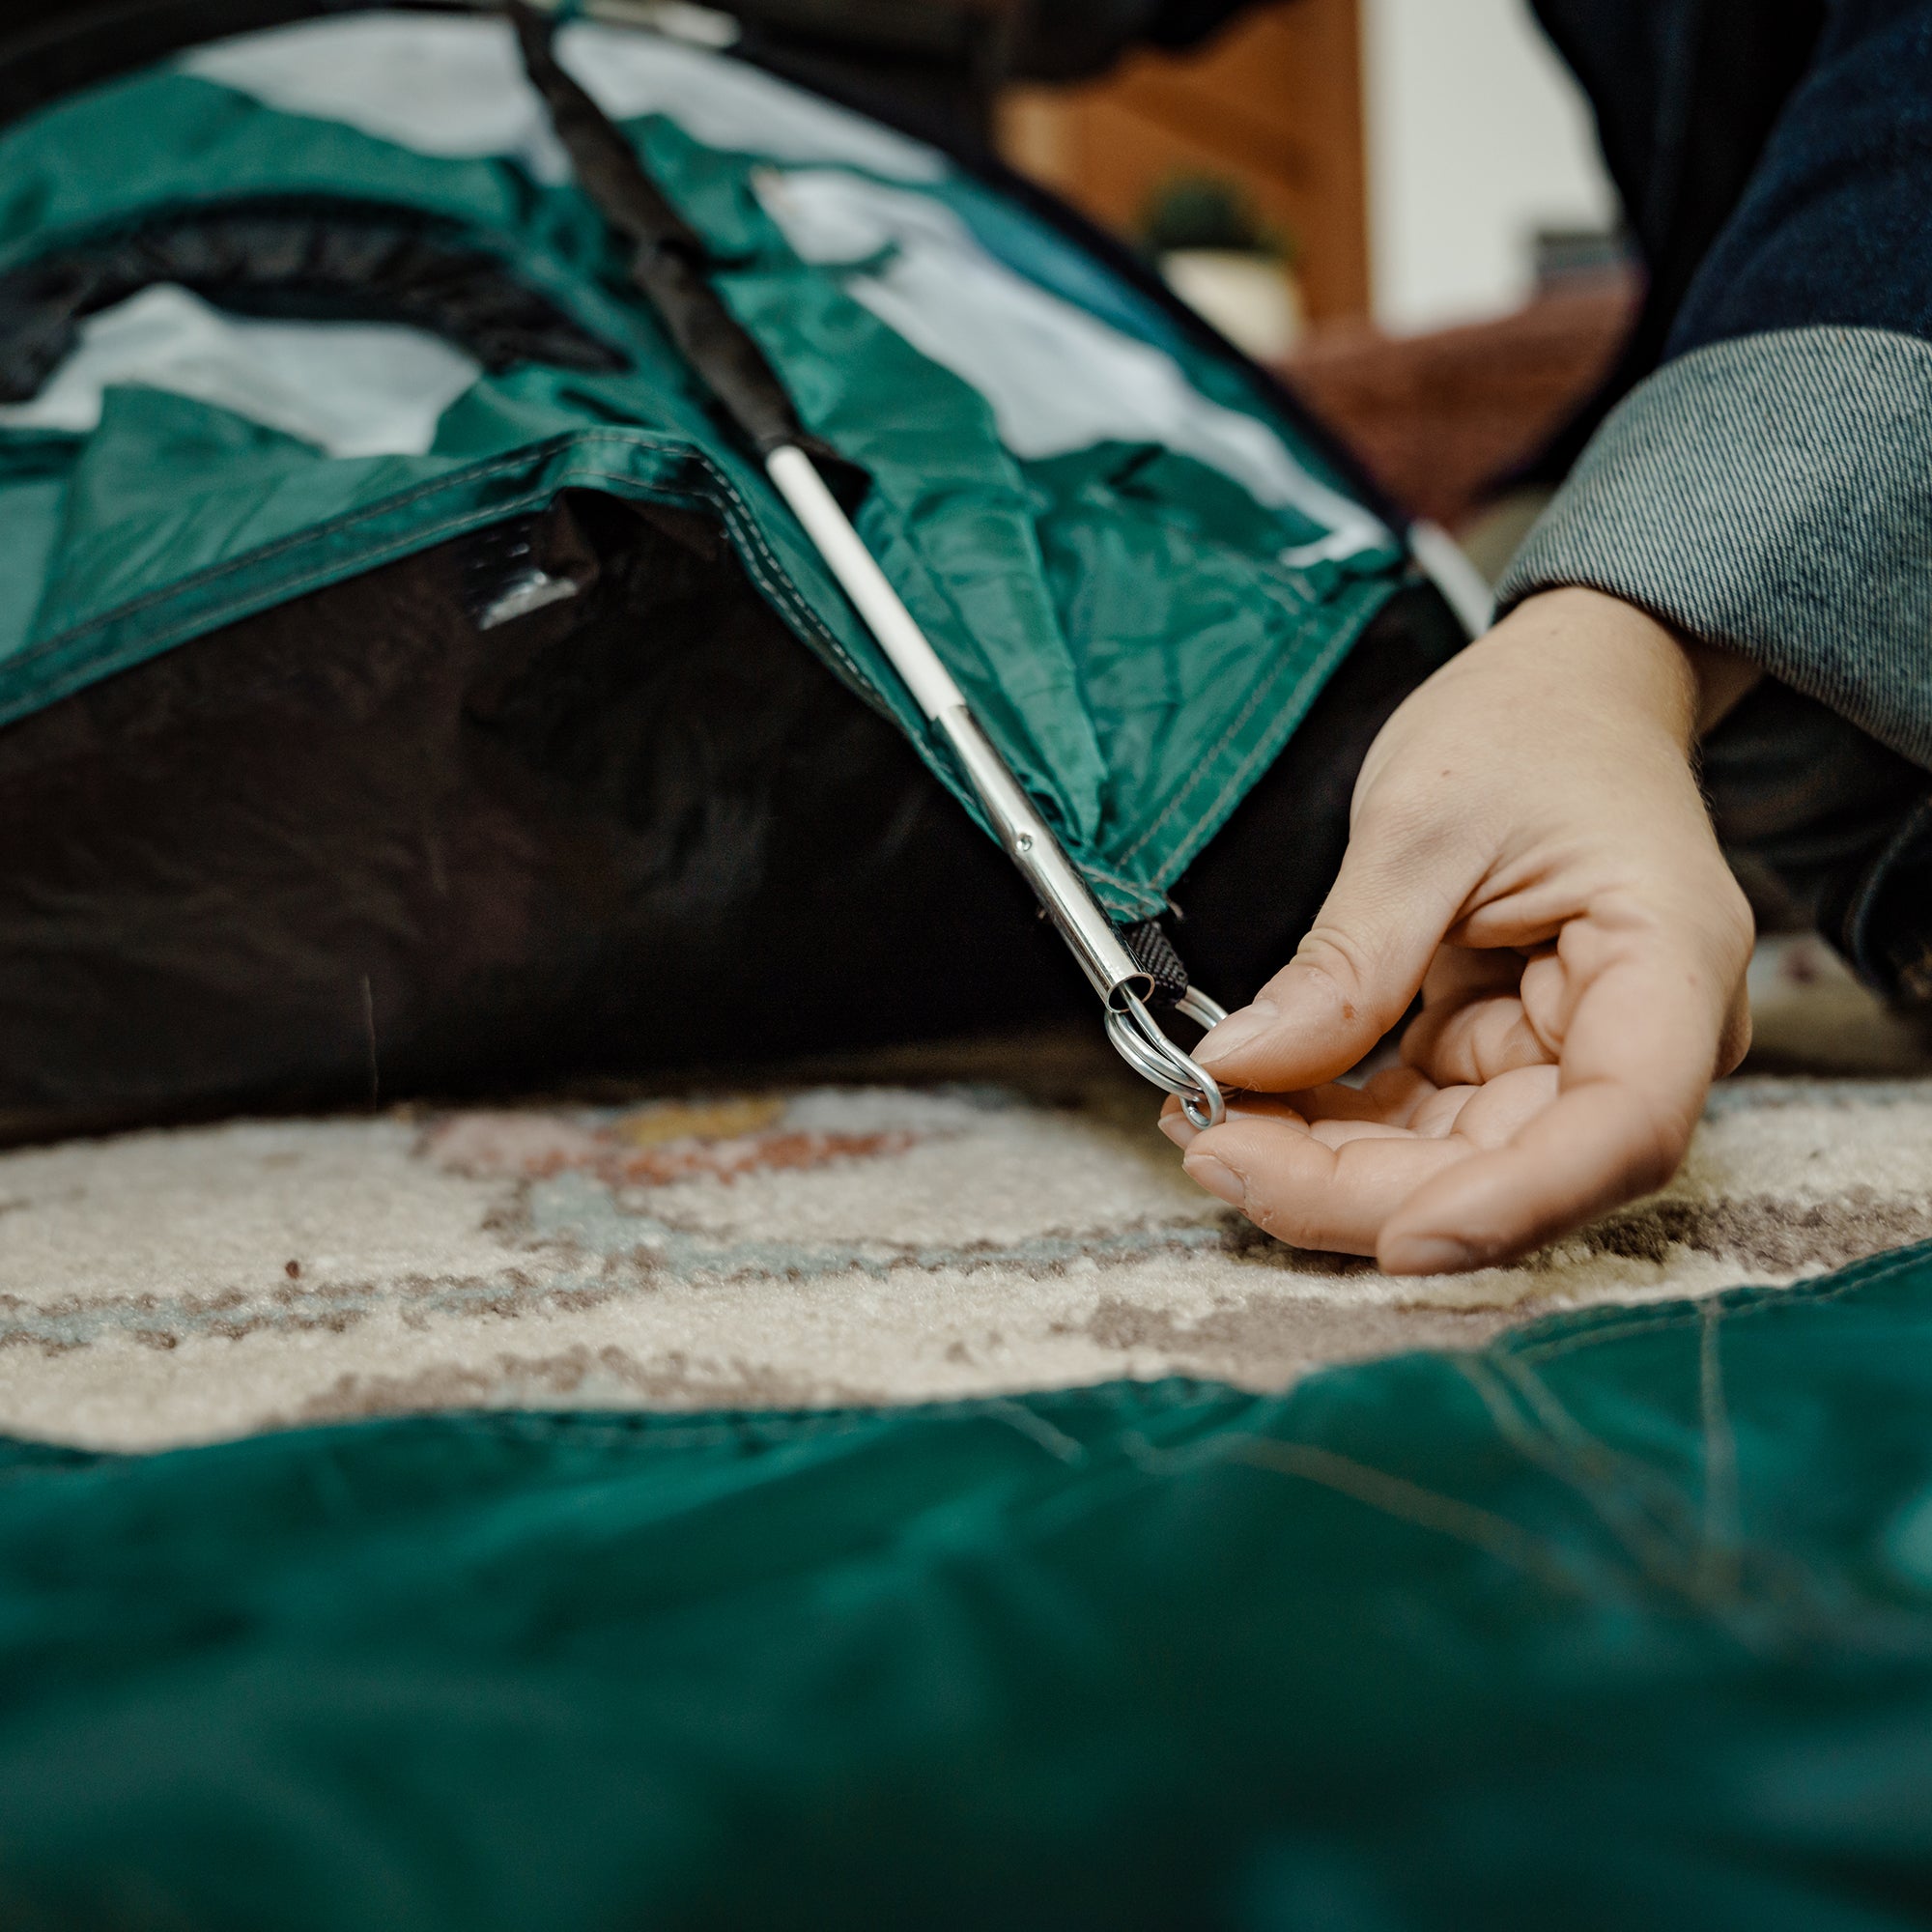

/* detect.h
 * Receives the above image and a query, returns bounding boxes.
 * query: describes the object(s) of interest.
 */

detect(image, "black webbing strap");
[508,0,806,456]
[1120,919,1190,1009]
[458,512,544,624]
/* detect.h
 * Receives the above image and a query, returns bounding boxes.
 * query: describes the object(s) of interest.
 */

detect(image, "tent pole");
[766,448,1227,1128]
[509,0,1226,1127]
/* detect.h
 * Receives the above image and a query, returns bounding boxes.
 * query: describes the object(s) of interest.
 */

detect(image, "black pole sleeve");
[508,0,808,456]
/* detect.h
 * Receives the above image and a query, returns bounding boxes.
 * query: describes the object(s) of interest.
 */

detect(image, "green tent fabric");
[8,1241,1932,1927]
[0,15,1409,918]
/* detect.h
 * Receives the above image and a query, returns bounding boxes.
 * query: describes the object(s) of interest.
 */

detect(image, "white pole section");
[764,442,1145,1005]
[765,445,966,722]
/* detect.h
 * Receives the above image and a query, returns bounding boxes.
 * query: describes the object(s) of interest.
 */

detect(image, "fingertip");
[1376,1231,1478,1276]
[1190,979,1387,1091]
[1191,999,1279,1072]
[1180,1148,1246,1208]
[1719,983,1753,1075]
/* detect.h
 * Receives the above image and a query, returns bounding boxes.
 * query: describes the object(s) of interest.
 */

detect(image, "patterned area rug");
[5,939,1930,1452]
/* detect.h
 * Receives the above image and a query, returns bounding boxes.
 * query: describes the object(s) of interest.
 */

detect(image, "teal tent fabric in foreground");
[8,1245,1932,1926]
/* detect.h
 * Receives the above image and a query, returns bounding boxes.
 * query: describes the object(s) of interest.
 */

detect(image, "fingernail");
[1385,1235,1476,1276]
[1182,1151,1245,1208]
[1195,1000,1278,1069]
[1158,1111,1197,1151]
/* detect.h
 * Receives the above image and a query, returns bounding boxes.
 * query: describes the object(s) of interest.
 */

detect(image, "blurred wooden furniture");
[999,0,1369,324]
[1282,277,1639,526]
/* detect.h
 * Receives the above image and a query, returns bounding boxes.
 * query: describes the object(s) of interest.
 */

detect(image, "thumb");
[1193,810,1472,1091]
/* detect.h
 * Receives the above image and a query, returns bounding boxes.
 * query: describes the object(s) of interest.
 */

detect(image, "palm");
[1170,945,1571,1257]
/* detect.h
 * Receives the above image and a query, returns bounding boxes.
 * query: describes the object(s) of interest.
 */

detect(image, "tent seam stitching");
[1114,595,1335,870]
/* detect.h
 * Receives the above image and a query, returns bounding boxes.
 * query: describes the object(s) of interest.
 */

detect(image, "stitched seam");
[1130,596,1375,883]
[25,424,1256,913]
[30,467,682,693]
[24,442,1156,902]
[696,459,872,689]
[1509,1238,1932,1364]
[1112,601,1311,869]
[19,427,691,668]
[20,439,895,712]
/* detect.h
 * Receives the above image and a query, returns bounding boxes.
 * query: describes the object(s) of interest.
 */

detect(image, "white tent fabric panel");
[0,284,482,457]
[184,12,945,185]
[759,171,1388,563]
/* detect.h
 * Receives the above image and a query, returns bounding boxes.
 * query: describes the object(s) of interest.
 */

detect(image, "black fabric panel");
[1839,797,1932,1005]
[0,204,627,402]
[725,2,1021,145]
[1700,675,1929,943]
[0,496,1071,1141]
[0,483,1459,1142]
[1009,0,1259,83]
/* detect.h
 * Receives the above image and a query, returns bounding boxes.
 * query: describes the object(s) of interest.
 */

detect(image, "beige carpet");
[4,937,1930,1452]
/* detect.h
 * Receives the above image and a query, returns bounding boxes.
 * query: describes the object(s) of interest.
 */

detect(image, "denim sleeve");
[1498,1,1932,772]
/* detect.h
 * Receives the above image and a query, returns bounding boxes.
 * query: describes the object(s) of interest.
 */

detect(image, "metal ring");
[1103,1005,1188,1093]
[1175,987,1227,1032]
[1104,991,1227,1129]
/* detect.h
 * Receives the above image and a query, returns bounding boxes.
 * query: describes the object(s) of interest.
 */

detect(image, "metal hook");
[1104,989,1228,1129]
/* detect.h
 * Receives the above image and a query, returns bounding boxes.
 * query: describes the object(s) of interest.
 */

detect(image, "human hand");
[1160,587,1755,1274]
